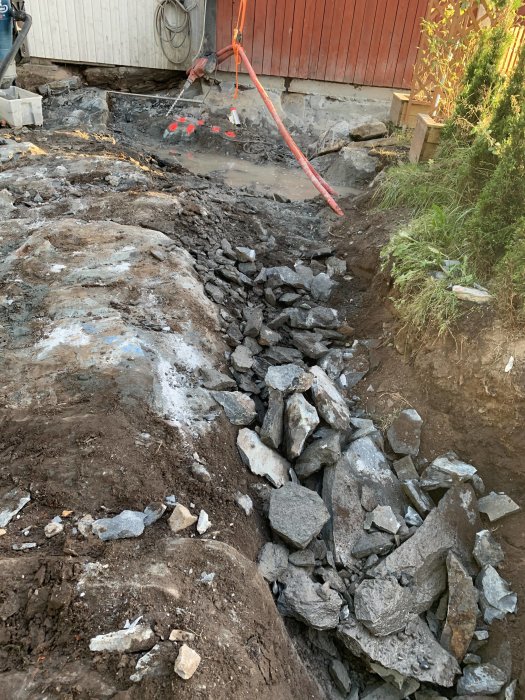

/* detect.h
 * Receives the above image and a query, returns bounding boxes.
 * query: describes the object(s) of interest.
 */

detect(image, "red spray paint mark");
[186,124,196,135]
[197,119,205,126]
[167,123,178,132]
[178,116,187,123]
[224,130,237,139]
[211,126,221,133]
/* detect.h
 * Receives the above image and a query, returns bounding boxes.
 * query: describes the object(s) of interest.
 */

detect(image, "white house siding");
[24,0,207,69]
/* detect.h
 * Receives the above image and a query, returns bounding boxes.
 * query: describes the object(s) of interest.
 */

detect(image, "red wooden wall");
[216,0,428,88]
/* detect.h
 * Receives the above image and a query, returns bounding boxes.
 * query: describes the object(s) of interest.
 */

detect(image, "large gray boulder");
[338,614,460,687]
[456,664,508,696]
[277,565,342,630]
[367,485,481,630]
[284,394,319,459]
[269,483,330,549]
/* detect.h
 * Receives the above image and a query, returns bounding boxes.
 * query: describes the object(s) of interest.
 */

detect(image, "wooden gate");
[216,0,428,88]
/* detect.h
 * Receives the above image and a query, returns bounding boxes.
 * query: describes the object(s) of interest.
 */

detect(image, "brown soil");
[329,193,525,693]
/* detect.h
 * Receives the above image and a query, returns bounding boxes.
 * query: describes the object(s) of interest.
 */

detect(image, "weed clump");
[379,26,525,338]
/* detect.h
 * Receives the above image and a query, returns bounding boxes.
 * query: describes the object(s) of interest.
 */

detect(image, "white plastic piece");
[0,86,43,128]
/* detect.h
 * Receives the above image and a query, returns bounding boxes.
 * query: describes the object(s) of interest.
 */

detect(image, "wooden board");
[215,0,428,87]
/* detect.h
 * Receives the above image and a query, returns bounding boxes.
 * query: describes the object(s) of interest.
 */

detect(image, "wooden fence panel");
[215,0,427,88]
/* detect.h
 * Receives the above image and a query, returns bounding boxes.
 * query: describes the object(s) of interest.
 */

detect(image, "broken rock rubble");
[192,238,518,696]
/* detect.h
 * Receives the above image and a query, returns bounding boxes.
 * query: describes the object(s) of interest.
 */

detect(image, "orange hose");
[237,46,344,217]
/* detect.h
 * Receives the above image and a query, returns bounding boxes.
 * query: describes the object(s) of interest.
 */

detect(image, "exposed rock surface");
[89,625,156,653]
[310,366,351,430]
[284,394,319,459]
[211,390,257,426]
[387,409,423,456]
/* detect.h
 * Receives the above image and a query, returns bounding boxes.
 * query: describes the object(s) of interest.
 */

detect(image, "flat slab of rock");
[441,551,478,661]
[369,505,402,534]
[420,454,477,490]
[284,394,319,459]
[269,483,330,549]
[309,365,351,430]
[323,459,364,567]
[387,409,423,456]
[201,368,237,391]
[237,428,290,488]
[338,614,460,687]
[370,485,480,620]
[354,577,416,635]
[231,345,254,372]
[393,456,419,482]
[92,510,145,541]
[288,307,340,330]
[89,625,156,653]
[477,492,520,522]
[211,391,257,426]
[278,565,342,630]
[0,488,30,528]
[452,285,493,304]
[351,532,394,559]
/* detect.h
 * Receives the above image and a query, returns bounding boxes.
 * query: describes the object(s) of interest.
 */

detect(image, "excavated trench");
[0,83,523,699]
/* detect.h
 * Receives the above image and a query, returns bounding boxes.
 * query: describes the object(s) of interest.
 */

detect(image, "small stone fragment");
[295,432,341,480]
[92,510,146,541]
[265,364,312,393]
[260,389,284,450]
[284,393,319,460]
[44,521,64,538]
[168,505,198,533]
[243,307,264,337]
[235,246,256,262]
[350,120,388,141]
[211,391,257,426]
[370,505,403,534]
[420,454,477,490]
[269,483,330,549]
[288,306,340,330]
[473,530,504,568]
[12,542,37,551]
[329,659,352,694]
[77,514,94,537]
[0,488,31,528]
[89,625,156,653]
[309,365,351,430]
[288,549,316,567]
[456,664,507,696]
[235,493,253,516]
[174,644,201,680]
[290,330,330,360]
[201,368,237,391]
[310,272,337,302]
[387,409,423,456]
[231,345,254,372]
[477,492,520,522]
[452,285,493,304]
[393,456,419,482]
[237,428,290,487]
[259,326,281,346]
[191,462,212,482]
[402,480,435,516]
[143,502,167,526]
[257,542,289,582]
[351,532,394,559]
[477,565,517,623]
[196,510,210,535]
[405,506,423,527]
[169,629,196,643]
